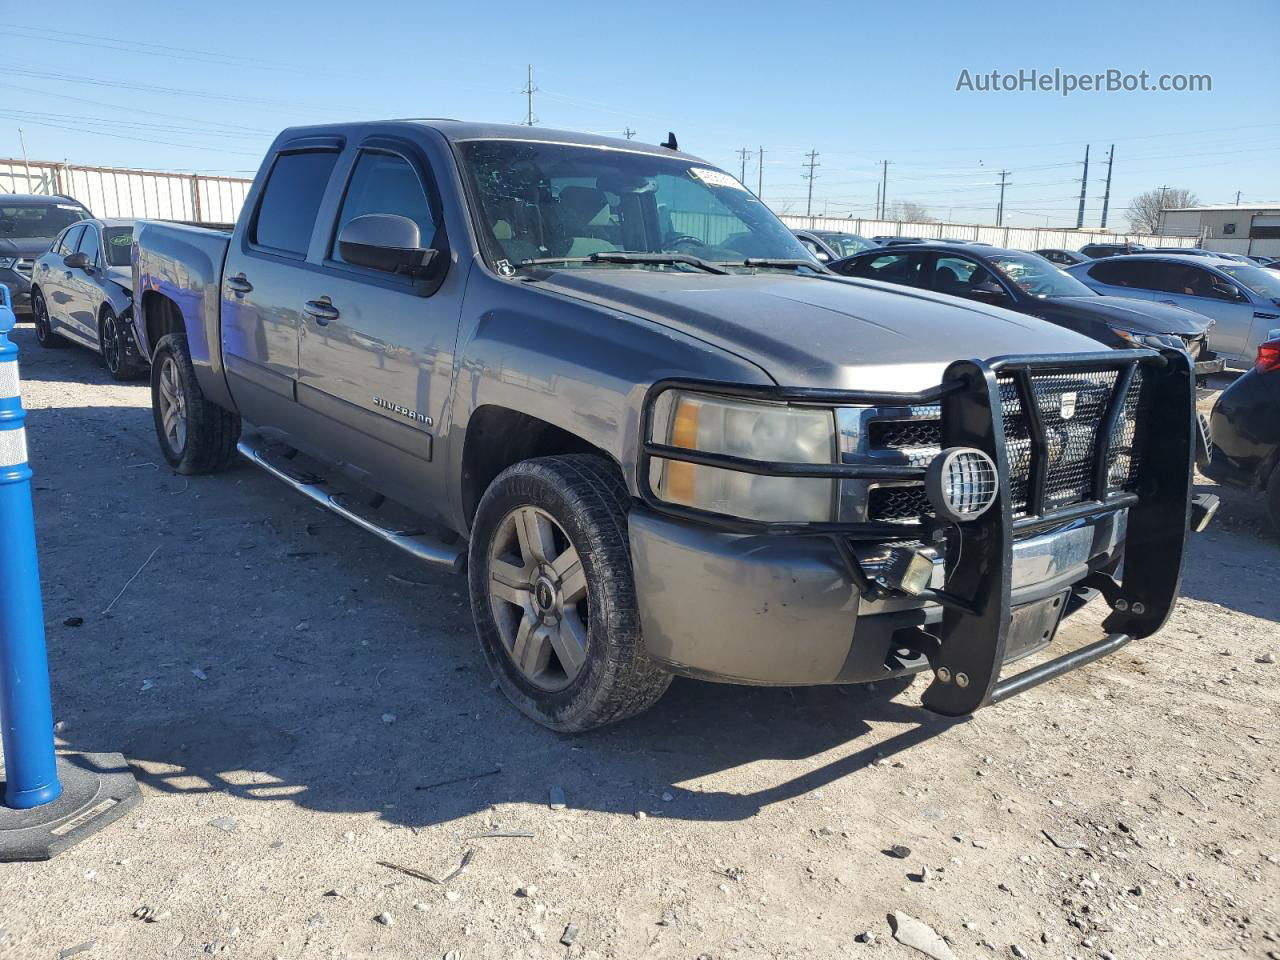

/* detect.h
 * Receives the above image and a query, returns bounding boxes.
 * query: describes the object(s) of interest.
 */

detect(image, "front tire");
[150,333,241,474]
[31,290,67,349]
[468,455,672,732]
[100,306,146,381]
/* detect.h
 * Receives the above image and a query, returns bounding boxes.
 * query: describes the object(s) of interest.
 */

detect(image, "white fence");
[2,155,1201,250]
[1,158,251,225]
[778,215,1193,253]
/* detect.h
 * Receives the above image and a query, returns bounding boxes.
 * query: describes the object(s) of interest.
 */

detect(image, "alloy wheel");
[487,505,589,691]
[33,293,51,342]
[156,356,187,454]
[102,314,121,372]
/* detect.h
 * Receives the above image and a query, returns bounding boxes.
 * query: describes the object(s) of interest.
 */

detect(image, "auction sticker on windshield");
[689,168,748,190]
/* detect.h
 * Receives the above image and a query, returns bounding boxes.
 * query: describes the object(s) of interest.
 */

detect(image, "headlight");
[0,258,16,269]
[648,390,837,521]
[1109,327,1183,350]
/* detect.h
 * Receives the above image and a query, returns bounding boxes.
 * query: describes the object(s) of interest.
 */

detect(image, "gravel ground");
[0,329,1276,960]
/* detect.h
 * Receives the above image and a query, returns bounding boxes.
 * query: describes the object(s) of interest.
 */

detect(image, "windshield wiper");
[515,252,728,275]
[740,258,831,273]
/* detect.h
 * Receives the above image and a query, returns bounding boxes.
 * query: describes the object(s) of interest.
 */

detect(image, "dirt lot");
[0,329,1276,960]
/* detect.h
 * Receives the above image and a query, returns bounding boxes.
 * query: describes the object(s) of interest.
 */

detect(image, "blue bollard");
[0,283,63,810]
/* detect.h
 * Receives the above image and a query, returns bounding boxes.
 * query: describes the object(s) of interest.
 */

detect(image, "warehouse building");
[1158,204,1280,258]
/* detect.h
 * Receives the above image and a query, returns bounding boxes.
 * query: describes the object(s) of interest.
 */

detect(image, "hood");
[1041,295,1210,336]
[0,237,55,258]
[105,265,132,291]
[534,270,1103,391]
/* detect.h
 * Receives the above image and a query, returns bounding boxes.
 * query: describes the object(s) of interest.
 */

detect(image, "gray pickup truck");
[132,120,1212,732]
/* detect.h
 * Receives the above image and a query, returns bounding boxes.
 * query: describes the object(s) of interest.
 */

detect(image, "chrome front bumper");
[629,506,1127,686]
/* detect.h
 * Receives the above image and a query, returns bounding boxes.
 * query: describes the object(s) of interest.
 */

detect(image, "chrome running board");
[237,439,465,574]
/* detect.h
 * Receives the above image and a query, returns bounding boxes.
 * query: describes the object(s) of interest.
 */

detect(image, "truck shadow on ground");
[1175,480,1279,622]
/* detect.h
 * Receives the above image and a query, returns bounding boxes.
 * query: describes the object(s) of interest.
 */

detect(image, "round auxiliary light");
[925,447,999,522]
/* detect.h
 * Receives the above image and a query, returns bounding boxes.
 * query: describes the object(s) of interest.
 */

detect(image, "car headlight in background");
[649,390,837,521]
[1109,327,1184,350]
[0,258,16,269]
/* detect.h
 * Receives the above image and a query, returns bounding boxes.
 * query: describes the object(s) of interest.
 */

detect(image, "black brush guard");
[638,348,1196,715]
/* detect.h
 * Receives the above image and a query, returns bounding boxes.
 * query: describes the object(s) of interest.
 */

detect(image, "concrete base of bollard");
[0,752,141,861]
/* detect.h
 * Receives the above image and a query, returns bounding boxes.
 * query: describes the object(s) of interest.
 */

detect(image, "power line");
[802,149,820,216]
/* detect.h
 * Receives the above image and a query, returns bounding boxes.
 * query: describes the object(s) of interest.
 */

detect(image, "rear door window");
[846,252,925,287]
[251,150,340,256]
[1088,260,1153,288]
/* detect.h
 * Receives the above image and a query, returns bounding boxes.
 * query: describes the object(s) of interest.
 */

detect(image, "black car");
[828,243,1224,374]
[0,194,93,316]
[1203,333,1280,532]
[791,229,875,263]
[1079,242,1147,259]
[1035,247,1091,267]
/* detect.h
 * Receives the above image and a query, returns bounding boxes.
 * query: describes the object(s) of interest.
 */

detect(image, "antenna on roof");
[660,132,678,151]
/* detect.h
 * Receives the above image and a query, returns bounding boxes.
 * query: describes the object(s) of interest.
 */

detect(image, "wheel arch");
[141,290,186,360]
[459,405,621,529]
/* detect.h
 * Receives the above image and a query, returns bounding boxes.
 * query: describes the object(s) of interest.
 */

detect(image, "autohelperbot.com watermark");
[955,68,1212,97]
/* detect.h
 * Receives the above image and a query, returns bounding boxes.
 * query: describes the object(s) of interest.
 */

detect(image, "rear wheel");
[31,290,66,349]
[1267,463,1280,536]
[100,306,146,381]
[469,455,672,732]
[150,333,240,474]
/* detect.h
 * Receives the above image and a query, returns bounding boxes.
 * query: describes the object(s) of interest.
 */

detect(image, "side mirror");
[1209,281,1241,301]
[63,252,90,270]
[338,214,443,291]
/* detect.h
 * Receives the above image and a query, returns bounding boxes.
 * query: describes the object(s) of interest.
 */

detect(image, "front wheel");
[31,290,67,349]
[468,455,672,732]
[150,333,241,474]
[100,307,146,381]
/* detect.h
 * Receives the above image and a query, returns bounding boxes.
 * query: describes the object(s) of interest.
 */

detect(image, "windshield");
[1217,263,1280,299]
[459,140,810,271]
[815,233,874,257]
[103,227,134,267]
[990,252,1096,298]
[0,201,90,240]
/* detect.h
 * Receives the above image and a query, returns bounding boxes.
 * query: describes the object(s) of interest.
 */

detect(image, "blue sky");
[1,0,1276,228]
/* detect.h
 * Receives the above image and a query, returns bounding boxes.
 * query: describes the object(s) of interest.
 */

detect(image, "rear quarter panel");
[133,221,234,409]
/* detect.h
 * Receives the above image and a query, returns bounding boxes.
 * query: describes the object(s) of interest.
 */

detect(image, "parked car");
[0,194,92,317]
[828,243,1223,374]
[29,218,147,379]
[131,119,1207,731]
[1149,247,1254,264]
[1079,242,1147,259]
[1035,248,1092,267]
[791,229,875,262]
[1203,332,1280,533]
[1066,254,1280,367]
[871,235,928,246]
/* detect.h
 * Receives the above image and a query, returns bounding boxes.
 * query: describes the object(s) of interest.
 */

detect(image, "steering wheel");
[665,234,707,252]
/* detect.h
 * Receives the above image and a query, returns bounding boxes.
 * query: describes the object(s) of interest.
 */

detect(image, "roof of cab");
[275,119,705,163]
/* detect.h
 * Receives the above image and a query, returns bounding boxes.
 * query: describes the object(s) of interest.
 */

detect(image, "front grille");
[864,365,1149,523]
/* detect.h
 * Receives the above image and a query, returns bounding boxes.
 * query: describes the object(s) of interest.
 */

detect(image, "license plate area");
[1003,591,1070,664]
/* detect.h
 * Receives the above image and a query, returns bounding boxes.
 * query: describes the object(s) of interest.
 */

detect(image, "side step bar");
[237,440,466,574]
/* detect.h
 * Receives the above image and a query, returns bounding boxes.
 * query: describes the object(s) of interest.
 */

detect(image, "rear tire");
[31,290,67,349]
[100,306,146,381]
[1267,463,1280,536]
[150,333,240,474]
[468,454,672,732]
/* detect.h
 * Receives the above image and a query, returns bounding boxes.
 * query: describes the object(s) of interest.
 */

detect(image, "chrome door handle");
[303,299,339,325]
[226,275,253,294]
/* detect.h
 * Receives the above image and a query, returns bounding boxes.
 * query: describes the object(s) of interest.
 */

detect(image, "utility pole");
[1075,145,1090,229]
[1234,190,1242,205]
[879,160,890,218]
[736,147,753,184]
[757,146,764,198]
[623,127,635,140]
[802,149,820,217]
[1099,144,1115,229]
[1155,184,1170,235]
[996,169,1011,226]
[522,65,537,126]
[18,128,30,190]
[874,183,881,220]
